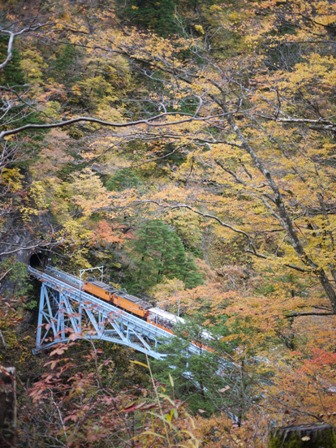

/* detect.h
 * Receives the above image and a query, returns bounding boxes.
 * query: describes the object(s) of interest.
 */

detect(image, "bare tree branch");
[258,114,336,132]
[139,199,263,254]
[0,24,46,70]
[0,239,63,257]
[0,112,228,140]
[285,311,335,318]
[131,145,183,167]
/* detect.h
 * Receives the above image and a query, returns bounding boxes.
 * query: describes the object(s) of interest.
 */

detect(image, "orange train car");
[83,279,152,318]
[43,266,214,349]
[84,280,113,302]
[83,279,214,350]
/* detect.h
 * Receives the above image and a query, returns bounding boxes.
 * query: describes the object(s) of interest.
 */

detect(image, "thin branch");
[0,330,7,348]
[0,240,63,256]
[215,160,248,186]
[283,263,310,273]
[281,40,336,45]
[0,24,46,70]
[244,251,310,275]
[131,145,182,167]
[244,250,310,275]
[258,114,336,132]
[0,268,12,282]
[0,112,226,140]
[140,199,264,256]
[285,312,335,318]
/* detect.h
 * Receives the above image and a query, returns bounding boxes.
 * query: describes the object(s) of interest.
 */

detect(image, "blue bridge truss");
[28,266,205,359]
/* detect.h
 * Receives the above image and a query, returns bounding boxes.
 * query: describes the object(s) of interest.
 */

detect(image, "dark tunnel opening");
[29,252,49,269]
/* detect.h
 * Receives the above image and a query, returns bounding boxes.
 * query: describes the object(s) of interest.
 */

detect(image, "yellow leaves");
[20,48,47,83]
[194,25,205,35]
[71,85,81,96]
[1,168,24,192]
[59,219,93,269]
[277,54,336,94]
[209,5,223,13]
[150,185,189,203]
[68,168,110,216]
[77,75,117,101]
[221,334,242,343]
[227,11,241,25]
[130,360,149,369]
[29,181,50,210]
[95,104,124,122]
[18,179,54,222]
[150,277,185,303]
[19,205,39,222]
[106,188,139,216]
[42,101,61,120]
[165,408,177,423]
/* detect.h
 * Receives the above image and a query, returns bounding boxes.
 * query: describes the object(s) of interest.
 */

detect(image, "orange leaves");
[44,359,61,371]
[301,348,336,371]
[267,349,336,427]
[94,220,125,245]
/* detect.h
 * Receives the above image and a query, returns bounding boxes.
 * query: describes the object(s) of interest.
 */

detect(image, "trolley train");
[45,266,185,332]
[44,266,212,345]
[83,278,185,331]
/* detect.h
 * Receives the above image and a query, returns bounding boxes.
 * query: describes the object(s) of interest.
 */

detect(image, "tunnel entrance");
[29,252,49,269]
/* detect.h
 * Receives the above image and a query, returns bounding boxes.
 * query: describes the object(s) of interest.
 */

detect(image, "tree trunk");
[0,366,17,448]
[268,423,336,447]
[223,101,336,313]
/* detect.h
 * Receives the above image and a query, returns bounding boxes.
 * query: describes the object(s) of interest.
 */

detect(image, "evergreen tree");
[48,43,80,84]
[122,0,178,37]
[126,220,203,293]
[105,168,142,191]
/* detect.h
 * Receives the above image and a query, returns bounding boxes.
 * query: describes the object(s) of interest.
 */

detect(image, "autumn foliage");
[0,0,336,446]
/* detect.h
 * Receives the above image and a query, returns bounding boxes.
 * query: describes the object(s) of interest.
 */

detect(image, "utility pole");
[79,266,104,283]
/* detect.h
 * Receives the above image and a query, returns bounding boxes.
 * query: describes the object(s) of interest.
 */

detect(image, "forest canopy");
[0,0,335,446]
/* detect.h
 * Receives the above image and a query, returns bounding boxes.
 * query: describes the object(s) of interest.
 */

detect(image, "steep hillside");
[0,1,335,446]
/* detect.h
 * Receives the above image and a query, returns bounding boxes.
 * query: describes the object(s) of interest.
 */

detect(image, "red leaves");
[64,413,80,423]
[303,348,336,369]
[50,345,68,356]
[94,220,126,245]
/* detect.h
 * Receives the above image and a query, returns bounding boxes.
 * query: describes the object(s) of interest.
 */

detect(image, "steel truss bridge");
[28,266,205,360]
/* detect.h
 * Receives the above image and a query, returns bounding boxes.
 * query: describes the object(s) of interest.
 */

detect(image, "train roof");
[86,279,152,310]
[148,307,185,324]
[87,279,119,294]
[120,292,152,310]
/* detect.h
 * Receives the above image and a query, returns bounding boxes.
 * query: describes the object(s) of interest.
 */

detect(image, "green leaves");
[126,219,203,293]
